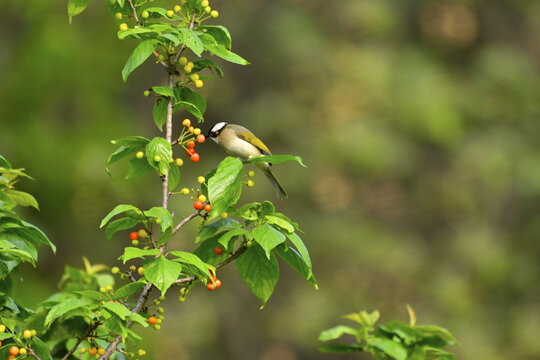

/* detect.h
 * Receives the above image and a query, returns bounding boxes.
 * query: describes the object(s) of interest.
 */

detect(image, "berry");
[138,229,148,237]
[214,246,223,255]
[9,346,19,356]
[179,57,188,66]
[130,232,139,241]
[129,265,137,272]
[80,348,87,354]
[174,5,181,12]
[194,200,204,210]
[190,74,200,81]
[193,128,202,135]
[157,54,165,62]
[166,9,175,17]
[8,356,15,360]
[154,155,162,162]
[187,147,196,155]
[136,151,144,159]
[19,348,27,356]
[187,61,194,69]
[98,348,106,356]
[100,287,107,293]
[204,203,212,212]
[181,188,190,195]
[182,119,191,127]
[159,295,166,301]
[132,239,139,246]
[119,23,128,31]
[89,348,97,356]
[176,158,184,166]
[206,282,215,291]
[148,316,158,325]
[157,307,165,314]
[248,170,255,177]
[195,79,204,88]
[139,349,147,356]
[205,6,212,13]
[187,141,195,148]
[0,325,5,332]
[201,0,209,7]
[154,324,161,330]
[198,194,207,202]
[221,212,228,219]
[142,10,150,19]
[111,267,120,274]
[115,12,123,20]
[197,134,205,143]
[169,157,174,163]
[106,285,113,291]
[247,180,255,187]
[210,10,219,18]
[23,329,32,339]
[191,153,200,162]
[197,176,205,184]
[30,330,37,336]
[188,126,195,133]
[184,65,192,73]
[138,267,144,275]
[143,90,150,97]
[215,279,222,287]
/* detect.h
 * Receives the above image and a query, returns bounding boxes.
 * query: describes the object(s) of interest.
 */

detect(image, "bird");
[207,122,288,200]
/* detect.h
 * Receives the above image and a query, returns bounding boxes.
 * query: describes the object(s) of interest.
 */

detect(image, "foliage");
[319,307,457,360]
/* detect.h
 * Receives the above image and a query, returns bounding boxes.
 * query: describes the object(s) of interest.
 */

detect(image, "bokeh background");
[2,0,540,359]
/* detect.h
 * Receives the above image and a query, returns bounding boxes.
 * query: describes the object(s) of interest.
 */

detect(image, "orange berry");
[204,203,212,212]
[194,200,204,210]
[182,119,191,127]
[89,347,97,356]
[9,346,19,356]
[196,134,205,143]
[129,232,139,240]
[206,282,215,291]
[214,246,223,255]
[187,141,195,148]
[148,316,158,325]
[215,279,222,287]
[191,153,200,162]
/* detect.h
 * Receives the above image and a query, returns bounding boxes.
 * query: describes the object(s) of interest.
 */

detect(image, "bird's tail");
[264,167,288,200]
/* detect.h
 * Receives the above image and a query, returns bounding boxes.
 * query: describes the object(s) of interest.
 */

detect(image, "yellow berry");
[197,176,205,184]
[179,57,188,66]
[248,170,255,177]
[205,6,211,13]
[169,157,174,163]
[193,128,201,135]
[142,10,150,19]
[129,265,136,272]
[181,188,190,195]
[188,126,194,133]
[201,0,209,7]
[221,212,228,219]
[30,330,37,336]
[195,79,204,88]
[115,12,123,20]
[119,23,128,31]
[97,348,106,356]
[154,155,161,162]
[138,267,145,275]
[99,287,107,293]
[138,229,148,238]
[132,239,139,246]
[247,180,255,187]
[19,348,28,356]
[181,0,187,4]
[182,119,191,127]
[175,158,184,166]
[0,325,6,333]
[184,65,192,73]
[111,267,120,274]
[154,324,161,330]
[23,330,32,339]
[174,5,181,12]
[198,194,207,202]
[210,10,219,18]
[187,61,194,68]
[105,285,113,291]
[136,151,144,159]
[80,348,87,354]
[190,73,200,81]
[138,349,147,356]
[166,9,175,17]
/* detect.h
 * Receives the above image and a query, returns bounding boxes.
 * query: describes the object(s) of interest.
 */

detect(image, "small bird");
[207,122,287,200]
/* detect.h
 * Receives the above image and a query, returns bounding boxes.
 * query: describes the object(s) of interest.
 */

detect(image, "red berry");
[204,203,212,212]
[148,316,158,325]
[8,356,15,360]
[214,246,223,255]
[207,282,215,291]
[187,141,195,148]
[196,134,205,143]
[194,200,204,210]
[188,147,196,154]
[191,153,200,162]
[129,232,139,241]
[215,279,222,287]
[9,346,19,356]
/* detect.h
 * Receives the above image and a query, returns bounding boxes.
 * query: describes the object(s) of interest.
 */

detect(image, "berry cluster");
[0,326,37,359]
[127,229,149,247]
[179,118,205,163]
[206,269,222,291]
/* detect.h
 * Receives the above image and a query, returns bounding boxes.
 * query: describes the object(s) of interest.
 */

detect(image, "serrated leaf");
[113,282,146,300]
[118,247,161,263]
[179,28,204,56]
[126,157,154,179]
[106,217,141,240]
[144,207,173,232]
[122,39,159,82]
[199,25,232,49]
[318,325,358,341]
[103,302,132,320]
[153,97,168,131]
[196,218,241,243]
[145,137,172,175]
[207,157,243,220]
[152,86,175,97]
[101,204,142,228]
[143,255,182,295]
[246,155,306,167]
[4,189,39,210]
[200,34,249,65]
[236,244,278,308]
[31,337,51,360]
[252,224,285,259]
[168,251,213,279]
[45,298,88,326]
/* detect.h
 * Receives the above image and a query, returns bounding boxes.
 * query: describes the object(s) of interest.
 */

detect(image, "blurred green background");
[2,0,540,359]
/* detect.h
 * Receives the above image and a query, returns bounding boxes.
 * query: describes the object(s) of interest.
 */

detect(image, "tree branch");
[28,348,43,360]
[61,322,100,360]
[127,0,140,25]
[172,209,202,234]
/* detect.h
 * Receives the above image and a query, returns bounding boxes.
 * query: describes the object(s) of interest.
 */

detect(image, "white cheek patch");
[210,122,227,134]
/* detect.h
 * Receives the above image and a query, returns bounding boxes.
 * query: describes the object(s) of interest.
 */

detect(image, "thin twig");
[127,0,140,25]
[172,209,202,234]
[61,322,100,360]
[28,348,43,360]
[216,246,248,269]
[173,14,198,64]
[173,276,197,285]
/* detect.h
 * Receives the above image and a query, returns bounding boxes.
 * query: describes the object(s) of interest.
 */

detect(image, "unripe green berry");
[138,349,147,356]
[143,90,150,97]
[205,6,211,13]
[178,296,186,302]
[175,158,184,166]
[115,12,123,20]
[156,318,162,324]
[157,307,165,314]
[157,54,165,62]
[111,267,120,274]
[136,151,144,159]
[154,155,161,162]
[142,10,150,19]
[179,56,188,65]
[132,239,139,246]
[129,265,137,272]
[181,187,190,195]
[159,295,166,301]
[248,170,255,177]
[210,10,219,18]
[174,5,181,12]
[99,287,107,293]
[158,314,165,320]
[247,180,255,187]
[154,300,161,305]
[190,74,200,81]
[154,324,161,330]
[166,9,175,17]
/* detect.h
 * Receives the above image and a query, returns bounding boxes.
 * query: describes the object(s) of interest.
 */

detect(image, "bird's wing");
[229,125,272,155]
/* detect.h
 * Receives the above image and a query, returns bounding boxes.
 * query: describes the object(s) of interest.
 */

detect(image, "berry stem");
[62,322,100,360]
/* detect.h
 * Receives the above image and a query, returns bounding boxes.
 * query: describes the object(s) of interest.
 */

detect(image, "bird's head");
[207,122,228,142]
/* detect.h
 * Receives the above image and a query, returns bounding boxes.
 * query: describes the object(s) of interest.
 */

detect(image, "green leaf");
[275,243,317,288]
[193,235,226,265]
[196,218,241,243]
[235,244,279,308]
[173,86,206,121]
[118,27,157,40]
[144,207,173,232]
[252,224,286,259]
[106,136,149,175]
[192,59,224,77]
[100,204,142,228]
[67,0,90,23]
[265,215,294,233]
[0,155,12,169]
[111,136,150,148]
[12,221,55,253]
[200,34,249,65]
[145,137,172,176]
[73,290,105,301]
[246,155,306,167]
[207,157,244,220]
[103,302,132,320]
[0,333,13,340]
[318,325,358,341]
[217,228,250,250]
[126,157,154,179]
[415,325,458,344]
[118,247,160,263]
[168,251,213,279]
[371,338,407,360]
[169,163,180,191]
[31,337,51,360]
[127,312,149,327]
[286,232,312,269]
[178,28,204,56]
[199,25,232,49]
[424,347,457,360]
[143,255,182,295]
[105,217,141,240]
[318,344,363,353]
[152,86,175,97]
[143,7,168,18]
[45,298,88,326]
[113,282,146,300]
[122,39,159,82]
[4,189,39,210]
[153,97,168,131]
